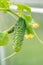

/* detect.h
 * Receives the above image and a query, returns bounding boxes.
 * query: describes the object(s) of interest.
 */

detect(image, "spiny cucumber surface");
[13,18,26,52]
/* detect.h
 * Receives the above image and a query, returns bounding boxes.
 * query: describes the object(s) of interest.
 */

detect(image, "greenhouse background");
[0,0,43,65]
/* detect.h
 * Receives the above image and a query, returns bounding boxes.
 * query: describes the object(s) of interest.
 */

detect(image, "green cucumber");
[12,18,26,52]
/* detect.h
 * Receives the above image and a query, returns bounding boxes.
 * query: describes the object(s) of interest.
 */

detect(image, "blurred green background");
[0,4,43,65]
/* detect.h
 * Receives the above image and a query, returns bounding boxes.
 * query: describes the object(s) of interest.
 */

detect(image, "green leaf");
[0,0,10,13]
[0,32,9,46]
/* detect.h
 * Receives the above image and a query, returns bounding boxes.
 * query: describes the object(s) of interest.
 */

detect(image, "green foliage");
[10,2,32,22]
[16,4,31,12]
[0,32,9,46]
[0,1,32,22]
[15,3,32,22]
[12,3,31,13]
[0,0,10,13]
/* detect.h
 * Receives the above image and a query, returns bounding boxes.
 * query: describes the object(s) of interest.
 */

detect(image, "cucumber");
[12,18,26,52]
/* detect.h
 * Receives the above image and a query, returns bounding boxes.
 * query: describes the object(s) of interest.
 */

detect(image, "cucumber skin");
[13,18,26,52]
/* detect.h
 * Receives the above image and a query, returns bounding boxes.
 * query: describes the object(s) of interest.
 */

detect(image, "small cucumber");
[12,18,26,52]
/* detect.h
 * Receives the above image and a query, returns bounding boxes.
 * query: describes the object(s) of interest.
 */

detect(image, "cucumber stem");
[8,9,20,17]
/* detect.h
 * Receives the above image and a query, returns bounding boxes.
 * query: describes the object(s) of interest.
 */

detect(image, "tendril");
[33,30,43,44]
[2,52,16,61]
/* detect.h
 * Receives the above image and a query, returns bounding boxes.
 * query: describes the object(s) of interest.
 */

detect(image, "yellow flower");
[25,34,34,39]
[32,23,39,28]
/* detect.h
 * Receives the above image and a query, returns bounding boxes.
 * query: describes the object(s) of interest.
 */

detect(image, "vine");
[0,0,42,61]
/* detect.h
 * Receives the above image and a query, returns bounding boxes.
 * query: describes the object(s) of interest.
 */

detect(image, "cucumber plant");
[0,0,40,61]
